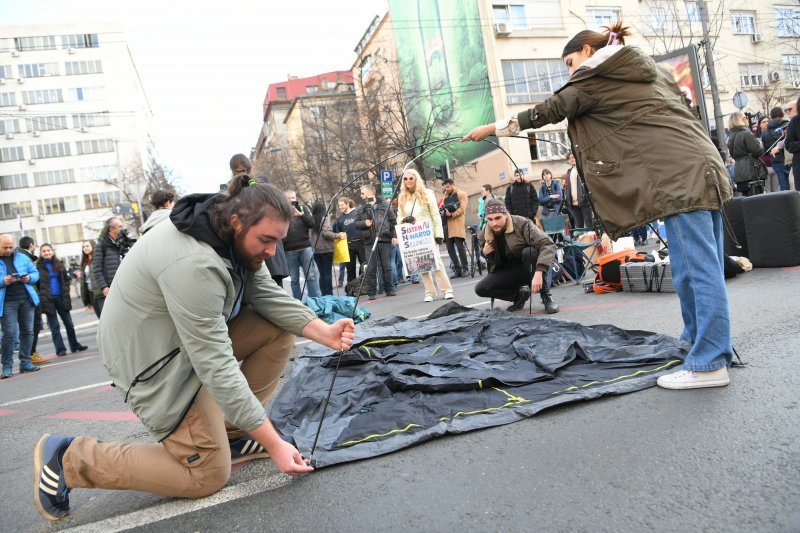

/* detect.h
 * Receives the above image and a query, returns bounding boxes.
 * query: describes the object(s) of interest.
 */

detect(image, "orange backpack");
[593,249,648,294]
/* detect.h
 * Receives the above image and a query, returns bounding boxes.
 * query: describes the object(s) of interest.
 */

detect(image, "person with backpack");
[504,169,539,222]
[464,21,734,390]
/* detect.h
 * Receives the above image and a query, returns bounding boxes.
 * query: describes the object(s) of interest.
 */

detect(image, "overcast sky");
[0,0,385,193]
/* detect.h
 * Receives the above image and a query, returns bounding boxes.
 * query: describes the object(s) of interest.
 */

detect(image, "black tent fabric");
[270,302,688,468]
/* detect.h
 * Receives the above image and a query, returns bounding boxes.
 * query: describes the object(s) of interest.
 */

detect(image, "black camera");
[468,224,477,236]
[363,203,373,220]
[291,200,300,210]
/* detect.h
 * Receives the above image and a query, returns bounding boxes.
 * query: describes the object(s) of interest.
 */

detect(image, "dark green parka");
[517,45,732,239]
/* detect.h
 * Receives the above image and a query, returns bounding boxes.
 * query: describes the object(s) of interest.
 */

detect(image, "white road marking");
[61,469,292,533]
[0,381,111,407]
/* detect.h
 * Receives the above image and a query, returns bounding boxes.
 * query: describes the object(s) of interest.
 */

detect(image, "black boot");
[450,267,463,279]
[506,286,531,311]
[540,284,559,314]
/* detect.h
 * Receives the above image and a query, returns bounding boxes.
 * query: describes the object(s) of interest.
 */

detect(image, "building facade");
[0,23,152,259]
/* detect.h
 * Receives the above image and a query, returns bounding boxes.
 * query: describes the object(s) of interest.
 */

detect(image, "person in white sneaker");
[397,169,454,303]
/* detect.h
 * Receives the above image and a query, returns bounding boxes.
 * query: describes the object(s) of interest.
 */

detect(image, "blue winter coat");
[0,251,40,314]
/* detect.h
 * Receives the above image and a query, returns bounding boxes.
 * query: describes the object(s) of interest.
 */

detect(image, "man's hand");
[531,270,544,293]
[462,124,496,142]
[435,237,444,245]
[19,274,30,284]
[3,275,13,285]
[292,207,302,217]
[301,318,355,352]
[391,237,398,246]
[103,287,110,297]
[445,210,452,217]
[771,147,780,156]
[267,436,314,477]
[483,241,495,256]
[338,232,347,240]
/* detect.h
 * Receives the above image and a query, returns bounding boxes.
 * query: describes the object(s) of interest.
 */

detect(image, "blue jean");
[286,247,321,300]
[390,244,405,283]
[365,241,396,296]
[773,162,790,191]
[2,298,34,371]
[313,252,334,296]
[45,297,80,353]
[664,210,732,371]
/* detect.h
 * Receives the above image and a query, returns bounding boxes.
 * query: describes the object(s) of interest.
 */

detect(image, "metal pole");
[698,0,728,158]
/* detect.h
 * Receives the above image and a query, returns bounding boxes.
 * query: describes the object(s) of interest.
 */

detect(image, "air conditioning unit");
[11,50,19,57]
[28,159,36,165]
[5,132,14,140]
[751,33,763,43]
[37,214,45,221]
[494,22,512,36]
[17,104,26,111]
[32,130,40,137]
[67,47,76,54]
[16,78,25,84]
[770,71,782,83]
[80,126,89,133]
[0,78,6,85]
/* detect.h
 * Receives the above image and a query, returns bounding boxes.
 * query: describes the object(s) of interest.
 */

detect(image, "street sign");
[732,91,748,110]
[380,169,393,182]
[381,183,394,199]
[112,203,133,215]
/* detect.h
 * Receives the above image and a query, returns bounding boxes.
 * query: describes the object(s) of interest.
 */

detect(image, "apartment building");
[0,23,152,259]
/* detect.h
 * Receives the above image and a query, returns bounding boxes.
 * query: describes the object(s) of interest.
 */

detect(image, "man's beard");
[232,232,270,272]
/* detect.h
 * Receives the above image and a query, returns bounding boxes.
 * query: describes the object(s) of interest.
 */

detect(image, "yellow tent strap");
[551,358,682,396]
[336,423,421,447]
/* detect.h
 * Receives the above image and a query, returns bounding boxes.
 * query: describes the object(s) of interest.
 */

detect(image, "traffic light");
[434,164,446,180]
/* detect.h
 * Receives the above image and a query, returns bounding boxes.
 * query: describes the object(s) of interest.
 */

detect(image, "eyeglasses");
[403,177,415,181]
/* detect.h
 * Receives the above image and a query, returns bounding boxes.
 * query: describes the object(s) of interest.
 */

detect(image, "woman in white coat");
[397,169,454,302]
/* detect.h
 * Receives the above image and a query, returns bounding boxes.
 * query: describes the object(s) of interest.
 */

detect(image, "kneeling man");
[33,178,355,521]
[476,198,559,313]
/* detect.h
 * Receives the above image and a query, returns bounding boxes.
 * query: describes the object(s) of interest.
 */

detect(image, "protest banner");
[397,220,440,277]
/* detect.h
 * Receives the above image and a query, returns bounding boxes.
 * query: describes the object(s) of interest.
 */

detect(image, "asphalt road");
[1,263,798,532]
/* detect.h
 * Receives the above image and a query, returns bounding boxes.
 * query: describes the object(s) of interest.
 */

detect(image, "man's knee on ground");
[186,463,231,499]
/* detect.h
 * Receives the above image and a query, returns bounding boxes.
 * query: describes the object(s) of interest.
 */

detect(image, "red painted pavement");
[44,411,139,422]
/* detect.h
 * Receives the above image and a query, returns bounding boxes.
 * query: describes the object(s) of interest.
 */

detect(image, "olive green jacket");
[98,218,317,441]
[518,45,732,239]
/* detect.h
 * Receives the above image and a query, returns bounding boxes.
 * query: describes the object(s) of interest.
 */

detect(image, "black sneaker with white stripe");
[33,434,74,521]
[229,435,271,465]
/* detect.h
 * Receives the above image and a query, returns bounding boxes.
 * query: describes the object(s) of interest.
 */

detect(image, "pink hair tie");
[606,31,619,45]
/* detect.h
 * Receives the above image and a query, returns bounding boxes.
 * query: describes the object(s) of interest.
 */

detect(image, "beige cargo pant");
[62,307,295,498]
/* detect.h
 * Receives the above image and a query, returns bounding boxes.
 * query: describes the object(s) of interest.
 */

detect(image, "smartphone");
[9,273,21,279]
[291,201,300,209]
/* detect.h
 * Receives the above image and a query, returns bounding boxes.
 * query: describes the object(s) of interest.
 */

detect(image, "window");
[650,7,668,30]
[72,113,111,128]
[0,146,24,162]
[493,1,561,30]
[731,11,756,34]
[30,142,71,159]
[65,60,103,75]
[306,86,319,93]
[739,63,766,87]
[0,173,28,190]
[67,86,106,102]
[775,6,800,37]
[783,55,800,86]
[18,62,60,78]
[75,139,115,155]
[0,92,16,107]
[83,190,121,210]
[61,34,99,49]
[48,223,84,245]
[532,130,569,161]
[9,229,36,243]
[26,116,67,132]
[22,89,63,105]
[501,59,569,104]
[586,7,621,29]
[0,201,32,220]
[276,86,287,100]
[33,169,75,186]
[0,119,21,135]
[685,1,700,23]
[14,36,57,51]
[38,196,81,215]
[0,65,12,79]
[80,165,118,181]
[360,56,373,80]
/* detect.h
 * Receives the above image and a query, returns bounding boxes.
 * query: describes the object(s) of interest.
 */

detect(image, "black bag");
[344,273,369,296]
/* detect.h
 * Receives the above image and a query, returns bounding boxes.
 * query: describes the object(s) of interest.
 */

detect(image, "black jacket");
[728,127,764,183]
[92,229,135,297]
[762,118,789,165]
[36,260,72,315]
[504,180,539,220]
[354,198,396,244]
[283,205,314,252]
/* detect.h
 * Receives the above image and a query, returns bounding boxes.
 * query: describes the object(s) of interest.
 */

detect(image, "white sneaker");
[443,292,454,300]
[657,367,730,390]
[424,295,434,302]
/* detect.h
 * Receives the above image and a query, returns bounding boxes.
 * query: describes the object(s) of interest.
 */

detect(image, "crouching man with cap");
[32,176,355,521]
[476,199,559,313]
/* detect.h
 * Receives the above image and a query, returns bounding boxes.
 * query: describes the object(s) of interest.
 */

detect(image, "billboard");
[654,46,708,130]
[389,0,495,168]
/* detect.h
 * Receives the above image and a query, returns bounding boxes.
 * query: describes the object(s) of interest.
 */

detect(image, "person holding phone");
[0,234,41,378]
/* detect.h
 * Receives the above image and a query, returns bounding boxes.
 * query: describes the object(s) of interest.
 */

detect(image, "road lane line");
[61,469,292,533]
[0,382,111,407]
